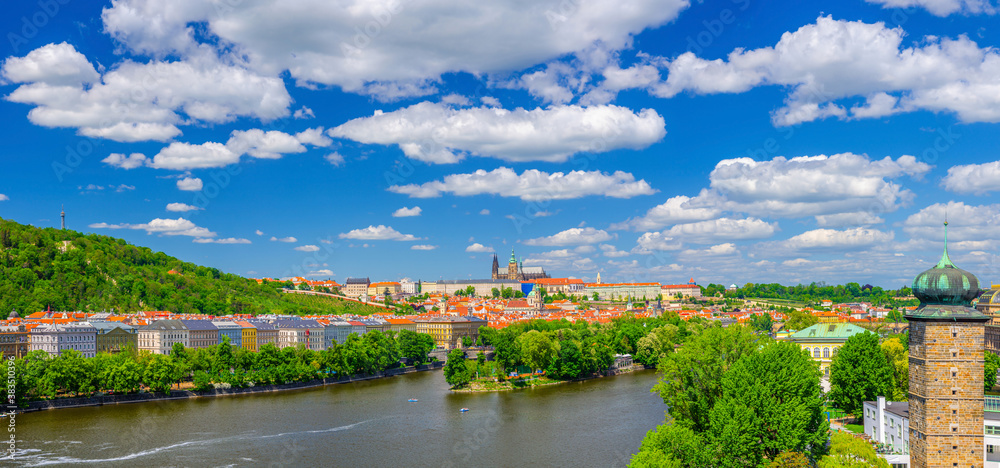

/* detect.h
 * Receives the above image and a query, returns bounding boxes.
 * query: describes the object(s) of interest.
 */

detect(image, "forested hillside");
[0,217,379,318]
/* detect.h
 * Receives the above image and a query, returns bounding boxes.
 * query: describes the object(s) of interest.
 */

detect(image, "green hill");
[0,217,382,319]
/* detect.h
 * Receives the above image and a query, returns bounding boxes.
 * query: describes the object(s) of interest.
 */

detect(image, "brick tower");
[907,221,988,468]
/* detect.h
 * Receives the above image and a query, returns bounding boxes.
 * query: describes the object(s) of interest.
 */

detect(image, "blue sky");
[2,0,1000,288]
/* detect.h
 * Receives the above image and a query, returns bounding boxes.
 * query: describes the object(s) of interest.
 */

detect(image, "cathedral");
[491,249,550,281]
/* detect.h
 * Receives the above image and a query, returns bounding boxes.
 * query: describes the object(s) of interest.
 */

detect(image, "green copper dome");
[911,221,980,305]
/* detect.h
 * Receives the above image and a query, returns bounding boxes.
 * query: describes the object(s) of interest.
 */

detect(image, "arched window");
[814,348,821,358]
[833,347,839,357]
[823,347,830,358]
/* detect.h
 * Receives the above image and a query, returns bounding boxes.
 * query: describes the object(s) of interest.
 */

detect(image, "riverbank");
[17,361,444,414]
[452,364,647,393]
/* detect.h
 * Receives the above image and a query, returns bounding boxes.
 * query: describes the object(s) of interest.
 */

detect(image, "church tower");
[508,248,518,279]
[491,253,500,280]
[907,221,988,468]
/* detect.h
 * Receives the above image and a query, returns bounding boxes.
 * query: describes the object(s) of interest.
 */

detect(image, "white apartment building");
[137,319,189,355]
[29,322,97,358]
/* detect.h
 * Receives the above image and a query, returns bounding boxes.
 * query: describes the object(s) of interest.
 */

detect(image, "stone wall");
[909,320,985,468]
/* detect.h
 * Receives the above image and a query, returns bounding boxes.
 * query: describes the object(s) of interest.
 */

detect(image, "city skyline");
[3,1,1000,287]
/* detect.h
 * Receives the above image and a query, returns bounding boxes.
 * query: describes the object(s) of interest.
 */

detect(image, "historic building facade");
[974,284,1000,354]
[907,222,988,468]
[491,249,549,281]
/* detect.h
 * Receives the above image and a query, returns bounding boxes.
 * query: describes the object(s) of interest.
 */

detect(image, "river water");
[12,369,665,467]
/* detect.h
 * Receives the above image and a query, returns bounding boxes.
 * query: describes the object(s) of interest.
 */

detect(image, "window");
[814,348,821,358]
[823,347,830,358]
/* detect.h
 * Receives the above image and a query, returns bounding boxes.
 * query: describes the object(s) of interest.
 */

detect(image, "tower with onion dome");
[907,221,988,468]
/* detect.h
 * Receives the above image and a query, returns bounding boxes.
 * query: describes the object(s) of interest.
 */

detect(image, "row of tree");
[11,329,437,407]
[443,314,701,388]
[704,281,918,308]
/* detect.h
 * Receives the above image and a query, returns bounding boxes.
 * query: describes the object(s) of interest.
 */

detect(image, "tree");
[829,332,895,415]
[398,330,435,365]
[707,340,829,466]
[443,349,471,388]
[770,452,812,467]
[461,335,473,348]
[749,313,773,333]
[144,354,182,393]
[517,330,558,372]
[817,431,889,468]
[783,309,817,331]
[881,337,909,400]
[987,351,1000,391]
[491,288,501,298]
[592,292,599,301]
[653,325,761,433]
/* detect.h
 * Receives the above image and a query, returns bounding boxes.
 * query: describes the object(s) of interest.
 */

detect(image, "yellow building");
[236,321,257,352]
[786,323,868,379]
[413,315,487,349]
[368,281,402,296]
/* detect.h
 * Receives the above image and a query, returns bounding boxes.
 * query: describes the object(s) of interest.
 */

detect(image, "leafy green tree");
[443,349,471,388]
[193,370,213,391]
[817,431,889,468]
[707,341,829,466]
[397,330,435,365]
[770,452,812,467]
[517,330,558,372]
[629,423,709,468]
[881,337,909,400]
[987,351,1000,391]
[144,353,182,393]
[491,288,501,298]
[653,325,761,433]
[554,339,583,379]
[829,332,895,415]
[749,313,774,333]
[783,309,817,331]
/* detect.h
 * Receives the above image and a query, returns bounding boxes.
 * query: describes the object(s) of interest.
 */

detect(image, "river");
[11,369,665,467]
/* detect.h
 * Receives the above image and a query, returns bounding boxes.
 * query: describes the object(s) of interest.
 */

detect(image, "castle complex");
[907,222,989,468]
[491,249,550,281]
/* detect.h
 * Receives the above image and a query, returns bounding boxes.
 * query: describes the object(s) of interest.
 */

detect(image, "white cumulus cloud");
[392,206,422,217]
[390,167,656,201]
[193,237,251,244]
[411,244,438,250]
[270,236,298,243]
[294,245,320,252]
[942,160,1000,194]
[166,202,201,212]
[339,225,420,241]
[329,103,666,164]
[89,217,215,237]
[524,227,613,246]
[466,243,493,253]
[176,177,203,191]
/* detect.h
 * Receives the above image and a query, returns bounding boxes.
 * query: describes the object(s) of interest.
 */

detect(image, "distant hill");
[0,217,381,319]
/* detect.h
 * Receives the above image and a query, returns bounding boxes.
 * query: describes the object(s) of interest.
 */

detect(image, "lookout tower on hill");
[907,221,988,468]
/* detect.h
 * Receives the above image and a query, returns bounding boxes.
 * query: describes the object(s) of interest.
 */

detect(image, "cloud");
[293,106,315,119]
[411,244,438,250]
[89,217,215,237]
[756,228,894,257]
[1,42,100,86]
[865,0,996,16]
[479,209,490,215]
[942,160,1000,194]
[389,167,656,200]
[600,244,631,257]
[4,43,290,142]
[324,152,346,167]
[102,153,148,170]
[634,232,683,252]
[339,225,420,241]
[691,153,929,219]
[0,194,7,201]
[466,243,493,253]
[524,227,613,246]
[814,212,885,228]
[634,218,777,252]
[329,103,666,164]
[650,16,1000,125]
[98,0,689,98]
[903,201,1000,246]
[612,195,722,231]
[392,206,422,217]
[294,245,321,252]
[176,177,203,191]
[307,269,334,276]
[255,230,264,236]
[193,237,251,244]
[166,202,202,212]
[226,129,307,159]
[270,236,298,243]
[150,142,239,170]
